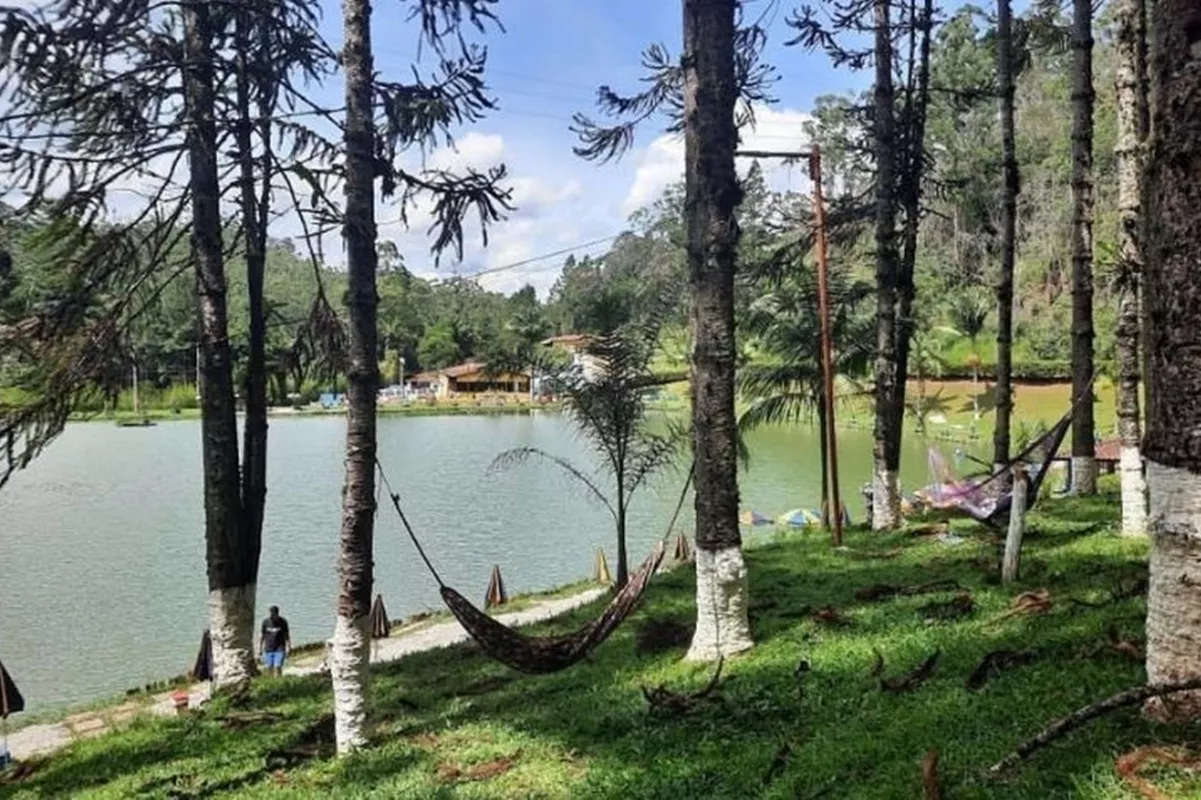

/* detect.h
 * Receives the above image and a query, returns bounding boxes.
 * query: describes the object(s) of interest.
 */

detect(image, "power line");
[448,234,620,281]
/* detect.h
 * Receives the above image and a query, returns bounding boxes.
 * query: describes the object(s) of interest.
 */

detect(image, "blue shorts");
[263,649,286,669]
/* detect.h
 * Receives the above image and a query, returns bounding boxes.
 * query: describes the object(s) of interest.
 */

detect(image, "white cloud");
[621,104,816,216]
[508,176,582,211]
[428,132,506,172]
[270,104,818,301]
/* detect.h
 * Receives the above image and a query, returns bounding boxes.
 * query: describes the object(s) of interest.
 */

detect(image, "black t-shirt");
[261,616,290,651]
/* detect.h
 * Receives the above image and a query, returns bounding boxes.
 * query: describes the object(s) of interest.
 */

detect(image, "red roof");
[441,361,487,378]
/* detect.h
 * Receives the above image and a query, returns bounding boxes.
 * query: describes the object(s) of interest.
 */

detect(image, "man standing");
[259,605,290,677]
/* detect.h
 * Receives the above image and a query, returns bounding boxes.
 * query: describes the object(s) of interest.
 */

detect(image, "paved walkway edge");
[8,586,609,761]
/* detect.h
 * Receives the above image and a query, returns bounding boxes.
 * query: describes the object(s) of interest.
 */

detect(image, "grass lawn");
[5,481,1196,799]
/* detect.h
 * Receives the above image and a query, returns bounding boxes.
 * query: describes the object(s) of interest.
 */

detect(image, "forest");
[0,4,1132,405]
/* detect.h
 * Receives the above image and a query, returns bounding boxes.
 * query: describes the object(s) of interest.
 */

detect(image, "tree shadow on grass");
[353,499,1166,798]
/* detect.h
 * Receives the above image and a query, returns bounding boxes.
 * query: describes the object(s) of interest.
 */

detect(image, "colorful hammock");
[918,413,1072,527]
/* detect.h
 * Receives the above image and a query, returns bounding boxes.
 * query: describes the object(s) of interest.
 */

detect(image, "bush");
[921,359,1072,381]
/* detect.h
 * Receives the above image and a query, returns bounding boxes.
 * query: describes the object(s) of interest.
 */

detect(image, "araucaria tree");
[1069,0,1097,494]
[1140,0,1201,721]
[0,0,335,688]
[788,0,938,530]
[328,0,509,753]
[572,0,772,660]
[183,0,259,685]
[993,0,1018,472]
[330,0,378,753]
[1112,0,1148,534]
[679,0,753,660]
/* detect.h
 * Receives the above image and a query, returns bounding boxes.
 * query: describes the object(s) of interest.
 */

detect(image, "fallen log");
[988,678,1201,775]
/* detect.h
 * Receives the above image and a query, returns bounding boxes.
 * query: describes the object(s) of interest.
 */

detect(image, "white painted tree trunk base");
[1071,455,1098,495]
[1119,445,1148,536]
[1145,461,1201,723]
[330,614,371,754]
[686,545,753,662]
[872,466,901,531]
[208,584,256,688]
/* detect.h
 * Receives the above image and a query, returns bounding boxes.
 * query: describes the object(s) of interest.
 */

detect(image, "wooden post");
[1001,464,1029,584]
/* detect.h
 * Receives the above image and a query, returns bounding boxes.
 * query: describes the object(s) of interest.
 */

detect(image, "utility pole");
[736,145,843,546]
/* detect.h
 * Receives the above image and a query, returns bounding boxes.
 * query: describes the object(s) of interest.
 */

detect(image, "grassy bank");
[6,483,1195,798]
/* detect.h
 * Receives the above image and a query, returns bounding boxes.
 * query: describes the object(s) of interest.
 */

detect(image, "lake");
[0,412,947,711]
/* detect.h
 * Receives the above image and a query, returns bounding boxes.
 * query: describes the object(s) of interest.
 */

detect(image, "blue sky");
[289,0,887,294]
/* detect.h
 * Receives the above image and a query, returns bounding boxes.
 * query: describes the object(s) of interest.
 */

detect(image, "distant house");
[542,333,604,382]
[407,360,530,400]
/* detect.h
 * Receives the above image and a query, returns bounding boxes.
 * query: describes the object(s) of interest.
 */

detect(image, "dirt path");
[7,586,607,762]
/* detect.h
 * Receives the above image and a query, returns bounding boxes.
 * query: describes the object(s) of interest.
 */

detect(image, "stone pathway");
[7,586,607,762]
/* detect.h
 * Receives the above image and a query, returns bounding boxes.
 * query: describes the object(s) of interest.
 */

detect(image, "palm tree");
[738,266,873,529]
[493,316,683,589]
[1113,0,1148,535]
[945,289,991,423]
[1141,0,1201,722]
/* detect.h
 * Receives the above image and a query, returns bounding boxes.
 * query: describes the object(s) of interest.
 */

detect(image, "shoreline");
[4,577,603,738]
[5,579,618,761]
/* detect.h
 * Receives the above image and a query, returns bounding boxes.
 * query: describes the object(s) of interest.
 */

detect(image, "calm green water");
[0,413,943,711]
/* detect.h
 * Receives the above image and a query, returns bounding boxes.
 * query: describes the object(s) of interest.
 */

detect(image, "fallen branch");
[985,589,1051,627]
[966,649,1039,691]
[918,593,975,622]
[642,658,726,714]
[878,650,941,693]
[988,678,1201,776]
[1116,745,1201,800]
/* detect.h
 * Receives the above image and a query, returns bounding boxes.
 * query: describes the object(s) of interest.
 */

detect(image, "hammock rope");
[375,457,695,674]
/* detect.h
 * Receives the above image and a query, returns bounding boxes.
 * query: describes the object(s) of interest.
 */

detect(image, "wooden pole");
[1001,464,1028,584]
[811,146,844,546]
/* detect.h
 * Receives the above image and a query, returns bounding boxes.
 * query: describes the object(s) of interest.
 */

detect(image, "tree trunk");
[682,0,751,663]
[615,483,629,589]
[871,0,902,530]
[1070,0,1097,495]
[1141,0,1201,723]
[818,397,830,528]
[889,0,933,497]
[183,0,255,688]
[1113,0,1148,535]
[994,0,1018,472]
[234,3,268,601]
[331,0,379,755]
